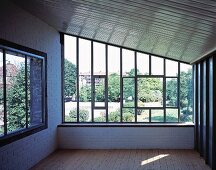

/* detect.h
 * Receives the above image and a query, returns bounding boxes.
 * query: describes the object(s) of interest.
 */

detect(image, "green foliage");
[166,79,177,106]
[7,64,27,131]
[108,110,120,122]
[122,112,134,122]
[95,82,105,102]
[180,69,193,122]
[138,78,163,103]
[94,116,106,122]
[79,85,91,102]
[108,73,120,102]
[68,109,89,122]
[64,59,76,97]
[123,78,135,102]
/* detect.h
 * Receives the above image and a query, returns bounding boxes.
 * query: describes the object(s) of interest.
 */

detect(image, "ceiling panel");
[13,0,216,63]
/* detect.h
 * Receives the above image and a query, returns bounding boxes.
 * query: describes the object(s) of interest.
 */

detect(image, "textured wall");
[58,127,194,149]
[0,1,61,170]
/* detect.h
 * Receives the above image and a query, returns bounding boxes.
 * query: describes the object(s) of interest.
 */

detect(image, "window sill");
[0,124,47,147]
[58,122,194,127]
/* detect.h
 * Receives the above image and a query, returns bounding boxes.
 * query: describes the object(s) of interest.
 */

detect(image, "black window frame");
[0,39,47,147]
[62,33,193,125]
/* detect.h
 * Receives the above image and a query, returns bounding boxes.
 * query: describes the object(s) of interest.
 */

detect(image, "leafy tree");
[166,79,177,106]
[180,69,193,121]
[108,73,120,102]
[79,85,91,102]
[138,78,162,103]
[7,64,27,131]
[64,59,76,98]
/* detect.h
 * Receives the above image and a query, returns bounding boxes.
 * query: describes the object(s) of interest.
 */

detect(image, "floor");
[31,149,210,170]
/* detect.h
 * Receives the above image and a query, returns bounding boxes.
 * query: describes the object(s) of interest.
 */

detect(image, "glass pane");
[93,42,105,75]
[64,35,77,122]
[151,109,164,122]
[166,78,177,107]
[94,110,106,122]
[6,51,26,132]
[151,56,164,75]
[180,63,193,122]
[122,49,134,76]
[79,38,91,122]
[166,59,178,77]
[95,77,105,107]
[108,46,120,122]
[166,109,178,122]
[123,78,135,107]
[137,109,149,122]
[29,58,43,127]
[137,53,149,75]
[137,78,163,107]
[0,50,3,135]
[122,108,135,122]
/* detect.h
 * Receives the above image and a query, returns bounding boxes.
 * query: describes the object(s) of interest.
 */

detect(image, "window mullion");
[3,49,7,135]
[178,62,181,122]
[25,55,28,128]
[164,58,166,122]
[76,38,79,123]
[120,48,123,122]
[135,52,137,123]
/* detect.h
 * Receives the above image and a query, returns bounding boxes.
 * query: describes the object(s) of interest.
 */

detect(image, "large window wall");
[63,35,193,123]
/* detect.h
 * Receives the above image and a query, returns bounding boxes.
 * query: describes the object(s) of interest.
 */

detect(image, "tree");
[180,69,193,121]
[108,73,120,102]
[166,79,177,106]
[64,59,76,98]
[7,64,27,131]
[138,78,163,103]
[79,85,91,102]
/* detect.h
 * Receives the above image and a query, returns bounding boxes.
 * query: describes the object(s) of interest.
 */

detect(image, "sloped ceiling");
[13,0,216,63]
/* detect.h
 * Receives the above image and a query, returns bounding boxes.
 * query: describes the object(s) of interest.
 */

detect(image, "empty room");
[0,0,216,169]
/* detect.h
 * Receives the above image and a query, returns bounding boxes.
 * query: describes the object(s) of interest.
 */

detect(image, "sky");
[63,35,192,75]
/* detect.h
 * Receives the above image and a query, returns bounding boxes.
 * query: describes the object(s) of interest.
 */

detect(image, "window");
[63,35,193,124]
[0,39,47,146]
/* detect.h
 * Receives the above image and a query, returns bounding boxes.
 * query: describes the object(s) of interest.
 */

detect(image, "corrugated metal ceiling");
[13,0,216,63]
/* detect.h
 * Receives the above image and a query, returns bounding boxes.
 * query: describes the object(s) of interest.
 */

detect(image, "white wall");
[58,126,194,149]
[0,1,61,170]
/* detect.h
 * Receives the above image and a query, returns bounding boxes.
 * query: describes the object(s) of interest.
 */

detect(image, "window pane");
[123,78,135,107]
[93,42,105,75]
[108,46,120,122]
[79,38,91,122]
[166,109,178,122]
[64,35,77,122]
[122,108,135,122]
[29,58,43,127]
[137,78,163,107]
[6,51,26,132]
[94,77,105,107]
[166,59,178,77]
[151,109,164,122]
[166,78,177,107]
[122,49,134,76]
[137,109,149,122]
[151,56,164,75]
[94,110,106,122]
[180,63,193,122]
[0,50,3,135]
[137,53,149,75]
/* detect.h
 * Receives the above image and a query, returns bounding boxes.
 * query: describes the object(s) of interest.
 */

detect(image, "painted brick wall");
[58,127,194,149]
[0,1,61,170]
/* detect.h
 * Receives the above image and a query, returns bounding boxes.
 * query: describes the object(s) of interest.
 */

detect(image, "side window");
[0,40,47,146]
